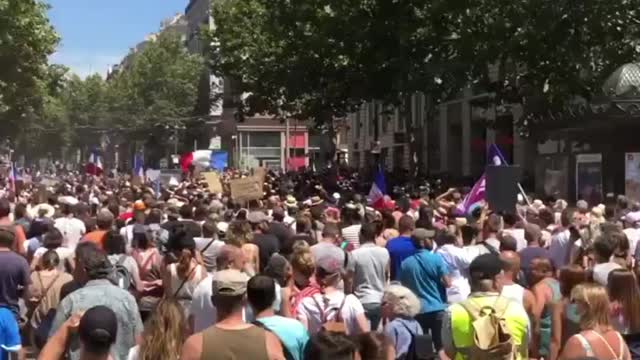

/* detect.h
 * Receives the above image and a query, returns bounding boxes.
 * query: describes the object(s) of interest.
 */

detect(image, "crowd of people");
[0,169,638,360]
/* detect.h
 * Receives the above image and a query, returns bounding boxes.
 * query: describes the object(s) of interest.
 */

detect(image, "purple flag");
[457,173,486,215]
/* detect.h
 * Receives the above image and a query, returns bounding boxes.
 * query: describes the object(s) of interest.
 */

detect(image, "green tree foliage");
[109,32,206,131]
[210,0,640,133]
[0,0,59,138]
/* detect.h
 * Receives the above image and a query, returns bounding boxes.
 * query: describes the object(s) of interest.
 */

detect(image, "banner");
[576,153,603,204]
[229,176,263,201]
[626,153,640,202]
[202,172,223,194]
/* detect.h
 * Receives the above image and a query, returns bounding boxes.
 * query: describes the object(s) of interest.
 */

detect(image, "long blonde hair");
[571,283,611,330]
[139,298,186,360]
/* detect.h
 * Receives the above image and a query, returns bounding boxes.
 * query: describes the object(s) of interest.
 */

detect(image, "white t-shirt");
[341,224,362,249]
[593,262,622,286]
[54,217,86,250]
[297,292,365,335]
[33,246,74,271]
[624,228,640,258]
[437,244,472,303]
[502,228,526,251]
[549,229,571,269]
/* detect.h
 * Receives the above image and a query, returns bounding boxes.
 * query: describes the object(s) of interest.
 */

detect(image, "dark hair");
[79,245,111,280]
[538,209,554,227]
[147,209,163,224]
[27,219,51,239]
[436,232,457,246]
[103,231,126,255]
[0,227,14,247]
[502,213,518,227]
[202,221,217,238]
[296,216,311,233]
[359,222,377,244]
[304,332,358,360]
[322,223,340,239]
[247,275,276,313]
[168,226,196,278]
[194,205,208,221]
[593,235,616,261]
[0,199,10,218]
[499,234,518,252]
[179,204,193,219]
[460,225,477,246]
[40,249,60,270]
[43,228,64,249]
[380,211,396,230]
[561,208,574,228]
[14,203,27,219]
[356,332,391,360]
[107,203,120,218]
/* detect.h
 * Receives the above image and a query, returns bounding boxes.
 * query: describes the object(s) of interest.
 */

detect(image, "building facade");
[345,90,534,180]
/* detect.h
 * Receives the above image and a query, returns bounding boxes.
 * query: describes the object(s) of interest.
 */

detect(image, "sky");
[47,0,187,78]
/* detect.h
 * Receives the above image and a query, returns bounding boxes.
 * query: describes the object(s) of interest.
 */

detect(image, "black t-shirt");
[163,219,202,239]
[268,222,292,251]
[252,233,280,273]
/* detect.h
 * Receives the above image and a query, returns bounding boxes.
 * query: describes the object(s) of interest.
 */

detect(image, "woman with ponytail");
[164,225,206,317]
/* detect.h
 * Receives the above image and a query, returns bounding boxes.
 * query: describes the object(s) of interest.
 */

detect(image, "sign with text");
[202,172,223,194]
[229,176,263,201]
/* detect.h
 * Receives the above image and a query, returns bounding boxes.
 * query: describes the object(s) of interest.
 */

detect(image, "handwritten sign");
[202,172,223,194]
[229,176,263,201]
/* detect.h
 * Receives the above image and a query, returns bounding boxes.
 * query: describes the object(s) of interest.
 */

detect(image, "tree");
[210,0,640,137]
[0,0,59,139]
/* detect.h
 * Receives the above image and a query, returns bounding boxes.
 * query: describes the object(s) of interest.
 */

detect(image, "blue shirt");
[400,250,449,313]
[256,315,310,360]
[0,307,20,360]
[386,236,417,280]
[384,317,423,359]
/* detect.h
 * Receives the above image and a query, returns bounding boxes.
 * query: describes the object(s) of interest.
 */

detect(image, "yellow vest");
[449,294,529,360]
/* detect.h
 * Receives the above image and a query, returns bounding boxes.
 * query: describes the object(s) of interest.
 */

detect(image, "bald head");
[217,245,245,271]
[500,251,521,276]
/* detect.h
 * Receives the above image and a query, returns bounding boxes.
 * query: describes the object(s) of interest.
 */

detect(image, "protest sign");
[202,172,223,193]
[230,176,262,201]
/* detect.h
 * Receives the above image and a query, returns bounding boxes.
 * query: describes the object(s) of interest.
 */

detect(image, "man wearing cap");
[400,228,451,352]
[41,306,118,360]
[442,254,529,360]
[248,211,279,273]
[181,269,285,360]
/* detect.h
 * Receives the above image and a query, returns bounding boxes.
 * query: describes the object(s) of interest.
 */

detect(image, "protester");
[400,228,449,351]
[442,253,530,360]
[0,306,20,360]
[248,211,280,273]
[607,269,640,334]
[248,275,309,360]
[28,250,73,349]
[164,227,206,316]
[49,244,143,360]
[499,251,535,317]
[127,298,186,360]
[194,220,225,273]
[531,256,562,358]
[550,265,589,360]
[83,210,114,249]
[30,228,73,271]
[53,202,85,250]
[386,215,417,280]
[0,226,30,320]
[436,231,472,303]
[560,283,631,359]
[355,332,395,360]
[181,269,285,360]
[592,234,623,286]
[296,242,369,335]
[103,230,143,293]
[381,284,423,359]
[40,306,118,360]
[519,223,552,279]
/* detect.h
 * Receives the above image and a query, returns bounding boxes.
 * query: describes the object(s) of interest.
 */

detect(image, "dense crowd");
[0,170,638,360]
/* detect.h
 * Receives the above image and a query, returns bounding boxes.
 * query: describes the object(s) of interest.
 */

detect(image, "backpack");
[397,321,437,360]
[113,255,133,291]
[311,294,348,333]
[457,296,517,360]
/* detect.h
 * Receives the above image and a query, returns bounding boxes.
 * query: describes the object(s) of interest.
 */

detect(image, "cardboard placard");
[202,172,223,193]
[254,167,267,184]
[230,176,263,201]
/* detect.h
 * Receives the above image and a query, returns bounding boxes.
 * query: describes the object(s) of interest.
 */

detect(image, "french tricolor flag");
[86,149,103,176]
[180,150,228,172]
[368,166,387,209]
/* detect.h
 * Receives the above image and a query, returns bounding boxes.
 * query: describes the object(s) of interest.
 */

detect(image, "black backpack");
[397,321,437,360]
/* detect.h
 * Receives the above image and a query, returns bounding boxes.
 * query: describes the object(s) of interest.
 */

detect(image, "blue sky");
[47,0,187,78]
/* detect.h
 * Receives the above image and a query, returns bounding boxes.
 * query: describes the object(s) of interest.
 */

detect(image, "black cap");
[469,253,504,280]
[78,306,118,348]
